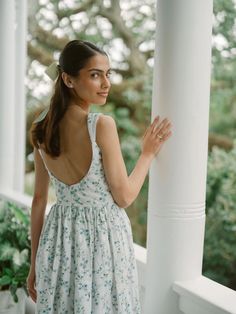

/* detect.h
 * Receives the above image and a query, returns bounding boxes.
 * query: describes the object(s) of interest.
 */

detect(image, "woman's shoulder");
[96,114,118,147]
[96,113,116,127]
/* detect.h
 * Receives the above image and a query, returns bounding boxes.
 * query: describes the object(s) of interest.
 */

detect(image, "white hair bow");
[32,106,50,124]
[45,61,59,81]
[33,61,60,124]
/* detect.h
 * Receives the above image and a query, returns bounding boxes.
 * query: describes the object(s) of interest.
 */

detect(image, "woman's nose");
[102,76,111,89]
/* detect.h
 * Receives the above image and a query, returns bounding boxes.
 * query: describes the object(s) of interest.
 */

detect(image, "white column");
[14,0,27,192]
[144,1,213,313]
[0,1,16,191]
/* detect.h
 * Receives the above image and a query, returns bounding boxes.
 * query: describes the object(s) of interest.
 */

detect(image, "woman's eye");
[91,73,99,78]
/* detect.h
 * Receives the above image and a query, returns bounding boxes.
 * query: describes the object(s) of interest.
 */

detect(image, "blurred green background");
[25,0,236,290]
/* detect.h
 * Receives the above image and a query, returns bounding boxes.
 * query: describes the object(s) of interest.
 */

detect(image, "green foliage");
[114,107,141,173]
[203,140,236,289]
[0,200,30,302]
[210,0,236,138]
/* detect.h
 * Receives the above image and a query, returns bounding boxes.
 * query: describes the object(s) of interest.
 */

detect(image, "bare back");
[38,107,93,186]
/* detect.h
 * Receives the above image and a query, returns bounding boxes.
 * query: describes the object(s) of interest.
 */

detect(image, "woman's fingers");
[27,279,37,303]
[26,269,37,303]
[160,123,172,138]
[150,116,160,133]
[153,124,172,147]
[161,130,172,141]
[144,115,172,141]
[28,285,37,303]
[155,119,171,137]
[142,127,148,140]
[142,116,158,139]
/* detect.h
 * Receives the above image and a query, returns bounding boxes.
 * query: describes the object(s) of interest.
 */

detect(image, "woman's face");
[69,54,111,106]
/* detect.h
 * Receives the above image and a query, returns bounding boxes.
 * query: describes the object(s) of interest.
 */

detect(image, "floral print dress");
[35,112,141,314]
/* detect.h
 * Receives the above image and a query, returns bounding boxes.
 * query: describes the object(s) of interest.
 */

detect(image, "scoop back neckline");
[39,112,95,188]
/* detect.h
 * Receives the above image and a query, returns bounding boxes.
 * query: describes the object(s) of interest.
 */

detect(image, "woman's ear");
[61,72,74,88]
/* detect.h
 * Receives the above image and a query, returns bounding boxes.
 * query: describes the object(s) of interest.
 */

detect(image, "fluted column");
[0,1,16,190]
[144,1,213,313]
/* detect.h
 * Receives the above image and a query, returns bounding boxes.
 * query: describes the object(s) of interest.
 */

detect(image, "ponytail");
[29,39,107,157]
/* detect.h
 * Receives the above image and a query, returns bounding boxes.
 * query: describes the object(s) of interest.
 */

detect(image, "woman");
[27,39,172,313]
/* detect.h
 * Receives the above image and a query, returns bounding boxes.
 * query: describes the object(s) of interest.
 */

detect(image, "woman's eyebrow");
[88,68,112,72]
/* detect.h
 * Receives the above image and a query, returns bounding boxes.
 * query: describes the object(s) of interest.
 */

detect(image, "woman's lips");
[97,92,108,97]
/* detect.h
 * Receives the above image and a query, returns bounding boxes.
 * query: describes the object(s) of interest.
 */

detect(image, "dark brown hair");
[29,39,107,158]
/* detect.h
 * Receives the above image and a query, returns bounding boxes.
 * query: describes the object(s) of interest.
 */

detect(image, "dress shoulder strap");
[36,141,51,176]
[89,112,102,143]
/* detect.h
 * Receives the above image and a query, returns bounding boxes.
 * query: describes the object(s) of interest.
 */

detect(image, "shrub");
[203,139,236,289]
[0,200,30,301]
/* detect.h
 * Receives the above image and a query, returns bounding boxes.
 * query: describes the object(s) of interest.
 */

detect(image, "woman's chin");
[94,99,107,105]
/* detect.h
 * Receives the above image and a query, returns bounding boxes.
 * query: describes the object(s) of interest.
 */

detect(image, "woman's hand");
[26,267,37,303]
[141,115,172,158]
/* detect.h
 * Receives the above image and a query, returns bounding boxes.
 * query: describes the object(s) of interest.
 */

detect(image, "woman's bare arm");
[30,148,50,268]
[96,114,172,208]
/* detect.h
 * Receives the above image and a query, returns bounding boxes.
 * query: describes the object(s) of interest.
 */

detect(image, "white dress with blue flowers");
[35,112,141,314]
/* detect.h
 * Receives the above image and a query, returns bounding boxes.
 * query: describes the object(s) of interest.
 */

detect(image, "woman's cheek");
[93,79,101,87]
